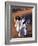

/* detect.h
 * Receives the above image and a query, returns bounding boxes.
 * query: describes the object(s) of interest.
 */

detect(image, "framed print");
[5,2,37,44]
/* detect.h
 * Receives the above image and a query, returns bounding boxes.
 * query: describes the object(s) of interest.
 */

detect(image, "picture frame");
[5,2,37,44]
